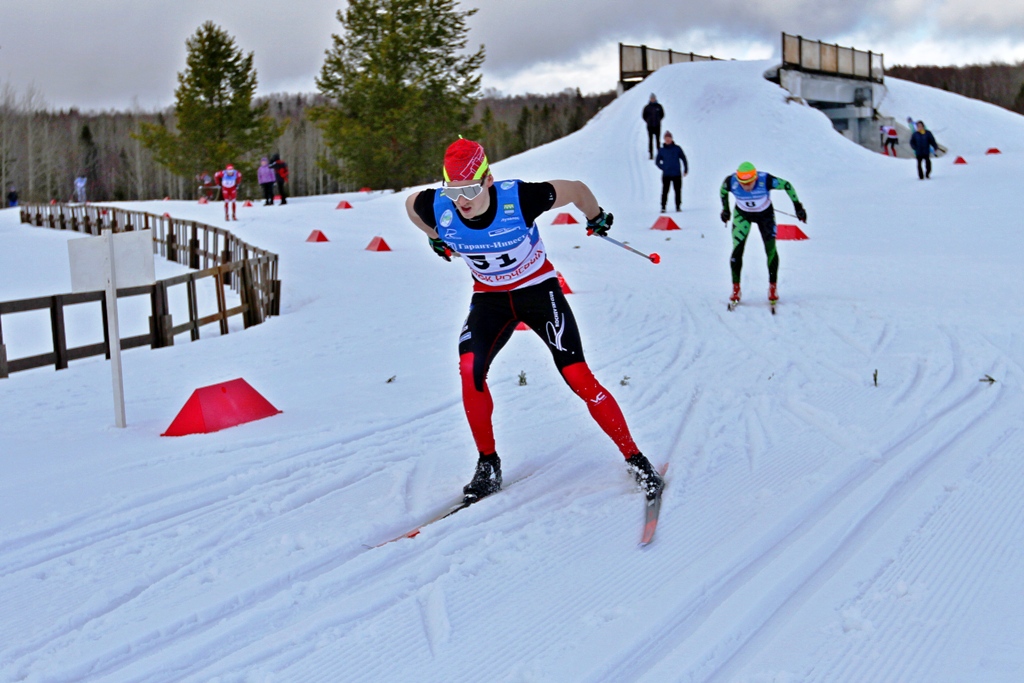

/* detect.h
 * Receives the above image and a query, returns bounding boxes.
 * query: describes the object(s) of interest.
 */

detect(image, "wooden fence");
[0,203,281,378]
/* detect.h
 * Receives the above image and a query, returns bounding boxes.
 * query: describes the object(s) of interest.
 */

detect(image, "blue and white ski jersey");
[728,172,775,213]
[433,179,555,291]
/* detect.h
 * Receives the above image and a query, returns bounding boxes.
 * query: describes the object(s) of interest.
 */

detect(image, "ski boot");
[463,452,502,502]
[625,453,664,501]
[728,283,741,310]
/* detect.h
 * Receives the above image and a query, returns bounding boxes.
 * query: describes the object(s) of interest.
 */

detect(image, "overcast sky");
[2,0,1023,111]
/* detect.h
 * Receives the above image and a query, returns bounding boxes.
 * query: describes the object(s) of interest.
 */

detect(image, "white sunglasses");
[441,183,485,201]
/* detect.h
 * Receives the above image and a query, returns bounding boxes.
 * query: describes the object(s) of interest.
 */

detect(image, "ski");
[375,473,530,548]
[376,498,479,547]
[727,300,740,311]
[770,301,777,315]
[639,463,670,547]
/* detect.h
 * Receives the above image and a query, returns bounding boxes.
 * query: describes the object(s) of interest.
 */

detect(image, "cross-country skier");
[214,164,241,220]
[404,137,664,501]
[719,162,806,307]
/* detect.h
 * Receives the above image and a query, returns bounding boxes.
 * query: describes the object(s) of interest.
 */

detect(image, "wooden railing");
[619,43,724,89]
[781,33,884,83]
[0,203,281,378]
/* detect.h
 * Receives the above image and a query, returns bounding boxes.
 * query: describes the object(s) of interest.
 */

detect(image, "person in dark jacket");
[909,121,939,180]
[6,186,17,208]
[654,131,688,212]
[642,94,665,160]
[270,154,288,204]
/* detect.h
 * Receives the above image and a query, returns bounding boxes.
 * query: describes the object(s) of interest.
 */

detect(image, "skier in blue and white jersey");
[719,162,806,306]
[405,137,664,503]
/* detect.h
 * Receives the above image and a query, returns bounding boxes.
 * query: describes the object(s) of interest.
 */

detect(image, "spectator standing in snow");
[880,125,899,156]
[270,154,288,204]
[655,131,688,213]
[6,186,17,208]
[642,94,664,160]
[910,121,939,180]
[214,164,241,220]
[720,162,806,308]
[257,157,276,205]
[74,175,87,203]
[404,137,665,503]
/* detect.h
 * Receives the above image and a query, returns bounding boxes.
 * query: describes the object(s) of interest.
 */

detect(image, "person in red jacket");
[214,164,241,220]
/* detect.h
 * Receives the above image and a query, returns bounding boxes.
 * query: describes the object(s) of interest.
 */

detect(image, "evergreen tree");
[79,123,98,182]
[137,22,281,187]
[312,0,484,190]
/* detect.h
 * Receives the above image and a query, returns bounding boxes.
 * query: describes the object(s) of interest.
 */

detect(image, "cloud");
[1,0,1023,111]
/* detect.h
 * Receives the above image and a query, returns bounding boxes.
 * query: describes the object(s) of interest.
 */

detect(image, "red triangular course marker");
[366,236,391,251]
[198,197,209,204]
[776,224,808,240]
[162,378,281,436]
[552,212,578,224]
[986,148,1001,155]
[953,156,967,164]
[651,216,681,231]
[243,200,253,207]
[306,230,329,242]
[360,187,372,193]
[556,272,573,294]
[336,201,353,209]
[516,322,530,331]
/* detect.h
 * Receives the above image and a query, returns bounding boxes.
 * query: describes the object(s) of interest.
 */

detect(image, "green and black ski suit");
[720,172,801,285]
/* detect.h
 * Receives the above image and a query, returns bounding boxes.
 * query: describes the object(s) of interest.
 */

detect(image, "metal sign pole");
[104,228,127,428]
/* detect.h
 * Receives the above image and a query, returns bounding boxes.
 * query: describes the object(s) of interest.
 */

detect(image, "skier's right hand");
[586,208,614,236]
[720,208,731,224]
[429,236,452,261]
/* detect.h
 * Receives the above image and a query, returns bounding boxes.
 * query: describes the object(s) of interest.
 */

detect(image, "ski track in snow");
[3,59,1024,682]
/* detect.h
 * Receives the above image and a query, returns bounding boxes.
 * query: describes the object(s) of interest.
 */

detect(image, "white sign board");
[68,229,155,292]
[67,228,156,428]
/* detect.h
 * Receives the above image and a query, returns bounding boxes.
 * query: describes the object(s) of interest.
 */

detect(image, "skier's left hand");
[794,201,807,223]
[586,208,614,236]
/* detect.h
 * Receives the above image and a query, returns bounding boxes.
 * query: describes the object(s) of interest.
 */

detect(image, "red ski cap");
[443,138,489,182]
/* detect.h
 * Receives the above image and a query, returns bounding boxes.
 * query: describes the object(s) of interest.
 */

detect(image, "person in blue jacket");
[909,121,939,180]
[655,131,688,213]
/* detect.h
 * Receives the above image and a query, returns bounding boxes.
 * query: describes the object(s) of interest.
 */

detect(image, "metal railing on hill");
[1,203,280,378]
[781,33,884,83]
[619,43,724,89]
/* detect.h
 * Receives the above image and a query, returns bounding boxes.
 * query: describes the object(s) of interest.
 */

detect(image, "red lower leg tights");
[459,354,638,458]
[561,362,638,457]
[460,353,496,454]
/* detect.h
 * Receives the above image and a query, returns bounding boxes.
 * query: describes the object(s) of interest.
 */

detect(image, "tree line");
[888,61,1024,114]
[0,86,614,204]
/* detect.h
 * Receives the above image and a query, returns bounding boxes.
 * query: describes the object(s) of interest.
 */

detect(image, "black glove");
[794,201,807,223]
[428,236,452,261]
[720,208,731,224]
[586,208,613,236]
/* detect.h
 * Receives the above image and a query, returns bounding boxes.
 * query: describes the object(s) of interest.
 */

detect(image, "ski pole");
[588,230,660,264]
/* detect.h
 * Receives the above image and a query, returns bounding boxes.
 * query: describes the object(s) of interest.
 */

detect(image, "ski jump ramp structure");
[620,33,890,152]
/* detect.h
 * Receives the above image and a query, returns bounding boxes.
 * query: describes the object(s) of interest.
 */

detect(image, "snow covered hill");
[1,60,1023,682]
